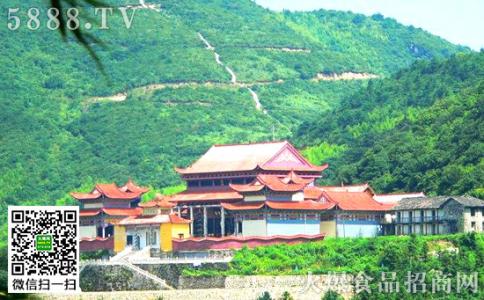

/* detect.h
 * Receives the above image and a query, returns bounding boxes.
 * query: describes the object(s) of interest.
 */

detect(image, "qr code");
[8,206,79,293]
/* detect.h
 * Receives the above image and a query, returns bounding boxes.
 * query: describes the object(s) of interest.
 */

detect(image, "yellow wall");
[159,223,190,252]
[160,223,173,252]
[171,223,190,239]
[114,225,126,253]
[320,221,337,237]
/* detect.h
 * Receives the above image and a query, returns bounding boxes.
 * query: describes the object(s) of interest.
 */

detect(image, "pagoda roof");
[230,174,309,193]
[79,209,103,217]
[120,179,149,194]
[175,141,327,175]
[71,180,149,201]
[139,193,176,209]
[304,186,325,200]
[221,200,335,211]
[79,207,142,217]
[281,170,314,185]
[221,201,265,211]
[119,213,191,226]
[170,187,243,203]
[266,200,335,210]
[321,189,393,211]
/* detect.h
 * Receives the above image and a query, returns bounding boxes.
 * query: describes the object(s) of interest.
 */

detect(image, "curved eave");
[79,209,102,217]
[221,201,265,211]
[265,184,307,192]
[229,183,265,193]
[70,192,101,201]
[175,166,257,175]
[266,200,335,211]
[259,163,328,173]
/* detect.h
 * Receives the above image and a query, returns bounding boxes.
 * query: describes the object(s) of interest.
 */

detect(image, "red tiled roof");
[95,183,141,199]
[119,179,149,194]
[170,188,243,203]
[79,209,102,217]
[221,200,334,211]
[71,180,148,201]
[322,190,391,211]
[230,174,308,193]
[71,191,101,200]
[261,164,328,172]
[221,201,265,211]
[79,208,142,217]
[139,194,176,208]
[281,170,314,185]
[175,141,327,175]
[259,175,308,192]
[229,182,266,193]
[102,207,142,216]
[304,186,325,200]
[266,200,335,210]
[169,213,192,224]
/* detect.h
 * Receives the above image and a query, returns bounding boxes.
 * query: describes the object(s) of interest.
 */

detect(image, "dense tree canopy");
[296,52,483,197]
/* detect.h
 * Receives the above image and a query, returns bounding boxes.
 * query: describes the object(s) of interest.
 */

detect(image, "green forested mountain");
[297,52,483,197]
[0,0,471,245]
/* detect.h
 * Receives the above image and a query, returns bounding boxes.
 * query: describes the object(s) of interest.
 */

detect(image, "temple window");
[232,178,244,184]
[188,181,199,187]
[201,179,212,187]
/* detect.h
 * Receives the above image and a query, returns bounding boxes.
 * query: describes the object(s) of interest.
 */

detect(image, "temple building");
[72,180,149,250]
[74,141,453,253]
[115,194,191,253]
[170,141,401,239]
[73,179,192,253]
[171,141,327,237]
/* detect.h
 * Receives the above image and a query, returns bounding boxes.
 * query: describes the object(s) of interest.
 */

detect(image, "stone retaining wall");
[80,263,353,295]
[137,262,229,288]
[80,264,165,291]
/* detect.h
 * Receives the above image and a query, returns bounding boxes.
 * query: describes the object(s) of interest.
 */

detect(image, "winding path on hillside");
[84,31,377,108]
[197,32,263,111]
[197,33,238,85]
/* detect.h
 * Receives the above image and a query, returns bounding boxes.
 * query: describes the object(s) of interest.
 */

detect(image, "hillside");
[0,0,468,245]
[181,233,484,299]
[296,52,483,197]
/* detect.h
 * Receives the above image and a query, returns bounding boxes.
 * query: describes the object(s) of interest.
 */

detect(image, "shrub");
[258,291,273,300]
[321,290,343,300]
[280,291,294,300]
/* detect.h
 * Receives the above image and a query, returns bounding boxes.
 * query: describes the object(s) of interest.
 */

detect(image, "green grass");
[182,233,484,298]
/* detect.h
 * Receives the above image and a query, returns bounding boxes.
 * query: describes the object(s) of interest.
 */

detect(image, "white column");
[189,206,194,235]
[102,224,106,238]
[220,207,225,236]
[203,206,208,237]
[235,217,239,236]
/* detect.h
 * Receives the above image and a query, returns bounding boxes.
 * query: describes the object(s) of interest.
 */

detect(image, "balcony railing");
[396,216,446,223]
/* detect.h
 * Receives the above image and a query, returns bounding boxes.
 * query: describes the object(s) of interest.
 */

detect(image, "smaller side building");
[392,196,484,235]
[116,194,191,253]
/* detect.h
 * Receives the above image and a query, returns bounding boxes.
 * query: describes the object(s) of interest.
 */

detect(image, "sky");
[256,0,484,50]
